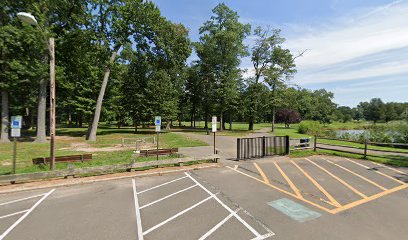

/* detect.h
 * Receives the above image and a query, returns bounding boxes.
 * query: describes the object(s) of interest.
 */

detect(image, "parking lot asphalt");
[0,156,407,240]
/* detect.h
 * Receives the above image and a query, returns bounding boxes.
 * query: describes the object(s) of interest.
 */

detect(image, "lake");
[336,130,366,138]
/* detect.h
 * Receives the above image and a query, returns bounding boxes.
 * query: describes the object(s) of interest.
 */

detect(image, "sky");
[152,0,408,107]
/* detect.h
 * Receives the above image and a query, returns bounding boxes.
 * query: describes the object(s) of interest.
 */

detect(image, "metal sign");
[11,129,21,137]
[155,125,161,132]
[11,116,22,129]
[155,116,161,126]
[212,116,217,133]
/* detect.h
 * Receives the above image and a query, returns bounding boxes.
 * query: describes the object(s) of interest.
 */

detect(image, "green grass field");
[0,127,207,175]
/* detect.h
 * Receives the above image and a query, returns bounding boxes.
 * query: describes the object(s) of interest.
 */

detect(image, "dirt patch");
[58,142,155,153]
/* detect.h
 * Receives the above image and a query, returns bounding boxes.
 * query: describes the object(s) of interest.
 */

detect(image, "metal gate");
[236,136,289,160]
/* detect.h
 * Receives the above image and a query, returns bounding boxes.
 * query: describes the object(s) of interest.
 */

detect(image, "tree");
[276,109,301,128]
[365,98,385,124]
[336,106,353,123]
[195,3,250,131]
[384,103,397,122]
[0,9,45,142]
[248,27,291,130]
[352,107,364,121]
[263,42,297,132]
[306,89,336,124]
[120,18,191,131]
[87,0,185,140]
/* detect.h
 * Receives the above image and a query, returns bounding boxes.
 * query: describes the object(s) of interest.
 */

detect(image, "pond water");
[335,130,366,138]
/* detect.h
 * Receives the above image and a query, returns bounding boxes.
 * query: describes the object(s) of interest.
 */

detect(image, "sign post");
[10,116,22,175]
[155,116,161,161]
[212,116,217,154]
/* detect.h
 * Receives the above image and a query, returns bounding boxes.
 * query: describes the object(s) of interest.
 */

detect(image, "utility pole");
[49,38,56,170]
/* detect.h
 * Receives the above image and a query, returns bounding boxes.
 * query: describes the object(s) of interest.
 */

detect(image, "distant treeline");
[334,98,408,124]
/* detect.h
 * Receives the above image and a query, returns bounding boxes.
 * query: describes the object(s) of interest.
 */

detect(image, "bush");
[297,121,323,136]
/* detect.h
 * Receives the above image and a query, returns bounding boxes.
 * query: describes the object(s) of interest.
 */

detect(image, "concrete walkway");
[177,128,272,162]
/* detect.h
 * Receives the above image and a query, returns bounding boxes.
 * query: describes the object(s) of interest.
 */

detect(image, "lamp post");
[17,12,56,170]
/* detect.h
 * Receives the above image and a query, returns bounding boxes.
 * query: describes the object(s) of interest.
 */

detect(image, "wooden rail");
[1,155,219,185]
[314,136,408,160]
[32,154,92,164]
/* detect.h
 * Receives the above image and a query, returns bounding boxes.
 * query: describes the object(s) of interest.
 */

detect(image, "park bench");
[139,148,179,157]
[32,154,93,165]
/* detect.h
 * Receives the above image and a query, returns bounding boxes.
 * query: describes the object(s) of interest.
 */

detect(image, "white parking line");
[251,232,276,240]
[143,195,213,236]
[0,210,29,220]
[198,209,238,240]
[185,172,273,239]
[132,179,144,240]
[140,184,197,209]
[0,189,55,240]
[137,176,188,195]
[0,193,45,206]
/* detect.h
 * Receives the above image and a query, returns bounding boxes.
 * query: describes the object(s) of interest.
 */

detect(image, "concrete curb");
[0,163,222,194]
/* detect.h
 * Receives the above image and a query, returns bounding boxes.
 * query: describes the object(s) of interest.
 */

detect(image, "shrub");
[297,121,323,136]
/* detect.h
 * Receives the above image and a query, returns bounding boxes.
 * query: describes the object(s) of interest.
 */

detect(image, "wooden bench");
[139,148,179,157]
[32,154,92,165]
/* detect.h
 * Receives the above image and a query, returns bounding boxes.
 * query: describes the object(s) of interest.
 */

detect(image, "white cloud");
[284,0,408,85]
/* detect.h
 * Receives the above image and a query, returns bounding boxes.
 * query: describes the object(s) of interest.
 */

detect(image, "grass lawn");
[0,127,207,175]
[290,149,408,167]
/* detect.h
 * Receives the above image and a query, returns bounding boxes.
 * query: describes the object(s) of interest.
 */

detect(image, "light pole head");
[17,12,38,26]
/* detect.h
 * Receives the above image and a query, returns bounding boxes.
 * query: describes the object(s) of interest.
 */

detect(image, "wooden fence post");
[363,140,368,159]
[314,135,317,152]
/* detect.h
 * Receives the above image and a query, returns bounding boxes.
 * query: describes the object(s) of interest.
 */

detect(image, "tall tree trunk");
[272,106,276,133]
[229,114,232,130]
[78,115,83,127]
[204,110,208,129]
[248,117,254,131]
[271,82,276,132]
[35,77,47,143]
[193,111,196,128]
[86,47,119,141]
[219,111,223,132]
[68,113,72,127]
[221,112,226,130]
[1,90,10,143]
[30,110,34,130]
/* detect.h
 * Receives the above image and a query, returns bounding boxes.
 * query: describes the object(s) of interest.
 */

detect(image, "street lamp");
[17,12,56,170]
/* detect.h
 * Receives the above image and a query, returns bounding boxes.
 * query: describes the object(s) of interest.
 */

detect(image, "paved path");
[317,143,408,157]
[177,128,272,161]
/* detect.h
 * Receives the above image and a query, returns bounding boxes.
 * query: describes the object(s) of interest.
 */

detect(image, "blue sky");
[152,0,408,107]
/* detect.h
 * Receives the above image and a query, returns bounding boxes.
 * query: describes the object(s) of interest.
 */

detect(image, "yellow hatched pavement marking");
[330,183,408,214]
[371,161,406,175]
[226,166,333,214]
[228,160,408,215]
[343,158,406,185]
[253,163,270,184]
[273,162,302,198]
[323,158,388,191]
[291,160,341,207]
[304,158,368,199]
